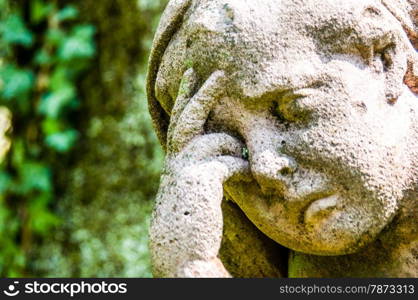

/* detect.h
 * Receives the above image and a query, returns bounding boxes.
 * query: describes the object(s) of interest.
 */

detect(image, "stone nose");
[250,148,298,193]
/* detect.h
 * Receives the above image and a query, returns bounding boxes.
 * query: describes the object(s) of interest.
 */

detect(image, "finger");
[168,68,199,138]
[180,133,243,161]
[168,70,226,153]
[214,155,251,182]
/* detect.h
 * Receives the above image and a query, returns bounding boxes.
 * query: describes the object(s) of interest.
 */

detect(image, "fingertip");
[216,156,251,181]
[179,67,199,97]
[210,70,227,85]
[183,67,198,83]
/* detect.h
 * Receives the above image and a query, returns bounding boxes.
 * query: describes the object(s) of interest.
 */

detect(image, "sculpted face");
[154,0,418,255]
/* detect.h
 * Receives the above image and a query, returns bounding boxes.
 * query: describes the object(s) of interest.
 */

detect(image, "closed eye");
[375,43,395,72]
[352,32,396,72]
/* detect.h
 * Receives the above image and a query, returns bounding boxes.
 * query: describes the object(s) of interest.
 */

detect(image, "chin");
[226,182,395,256]
[271,211,385,256]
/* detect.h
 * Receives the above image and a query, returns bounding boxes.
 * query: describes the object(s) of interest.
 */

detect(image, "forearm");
[149,164,229,277]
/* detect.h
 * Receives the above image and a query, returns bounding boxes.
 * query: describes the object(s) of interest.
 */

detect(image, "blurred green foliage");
[0,0,95,276]
[30,0,166,278]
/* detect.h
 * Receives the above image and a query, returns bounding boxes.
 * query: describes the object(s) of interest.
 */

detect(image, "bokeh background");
[0,0,168,277]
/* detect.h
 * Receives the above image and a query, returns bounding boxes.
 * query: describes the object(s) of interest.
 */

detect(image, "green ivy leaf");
[45,130,78,152]
[0,200,12,232]
[30,208,61,235]
[0,200,19,235]
[31,0,54,24]
[0,64,34,101]
[41,118,61,135]
[49,67,69,90]
[18,162,52,193]
[29,194,61,235]
[38,86,75,118]
[45,28,65,47]
[0,14,33,47]
[58,25,95,62]
[55,5,78,22]
[11,139,25,168]
[72,24,96,39]
[0,171,11,194]
[34,49,53,66]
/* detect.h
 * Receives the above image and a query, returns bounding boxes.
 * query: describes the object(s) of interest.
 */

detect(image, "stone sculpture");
[147,0,418,277]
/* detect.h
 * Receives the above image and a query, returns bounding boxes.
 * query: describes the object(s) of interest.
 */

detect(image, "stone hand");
[149,68,249,277]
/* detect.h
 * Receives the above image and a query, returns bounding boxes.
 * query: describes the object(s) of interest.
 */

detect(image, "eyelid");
[355,35,396,66]
[355,44,374,63]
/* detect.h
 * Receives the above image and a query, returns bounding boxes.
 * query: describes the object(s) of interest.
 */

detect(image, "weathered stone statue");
[147,0,418,277]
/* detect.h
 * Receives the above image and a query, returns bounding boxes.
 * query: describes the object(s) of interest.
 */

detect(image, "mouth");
[303,194,339,225]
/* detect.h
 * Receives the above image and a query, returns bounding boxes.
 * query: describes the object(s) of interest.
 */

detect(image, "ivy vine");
[0,0,95,276]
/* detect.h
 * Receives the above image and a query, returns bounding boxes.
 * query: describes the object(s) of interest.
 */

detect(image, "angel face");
[212,76,415,255]
[154,0,418,255]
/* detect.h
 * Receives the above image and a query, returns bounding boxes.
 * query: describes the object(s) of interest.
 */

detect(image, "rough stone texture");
[148,0,418,277]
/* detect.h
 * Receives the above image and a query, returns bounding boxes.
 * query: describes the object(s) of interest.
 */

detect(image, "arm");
[149,69,249,277]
